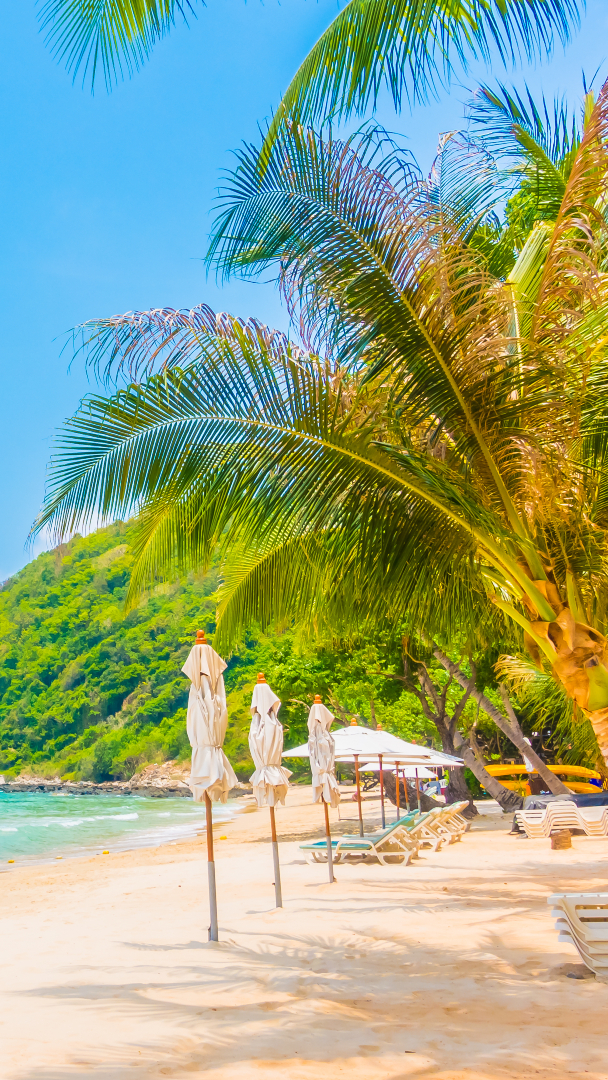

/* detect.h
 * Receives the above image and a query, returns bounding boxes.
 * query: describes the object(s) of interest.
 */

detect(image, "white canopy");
[182,643,237,803]
[284,723,441,762]
[249,682,292,807]
[307,701,341,808]
[360,761,436,779]
[415,748,464,766]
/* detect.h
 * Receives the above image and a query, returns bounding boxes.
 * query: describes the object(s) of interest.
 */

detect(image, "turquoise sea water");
[0,792,233,868]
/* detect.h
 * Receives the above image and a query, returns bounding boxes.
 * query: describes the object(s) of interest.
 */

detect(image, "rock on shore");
[1,760,252,799]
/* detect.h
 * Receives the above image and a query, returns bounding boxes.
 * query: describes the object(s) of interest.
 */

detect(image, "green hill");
[0,523,433,781]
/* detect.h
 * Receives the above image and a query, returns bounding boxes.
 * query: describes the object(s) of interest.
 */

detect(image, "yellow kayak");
[483,763,603,797]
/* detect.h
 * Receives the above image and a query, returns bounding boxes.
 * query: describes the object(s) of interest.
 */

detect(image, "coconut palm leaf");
[38,85,608,767]
[265,0,580,146]
[468,82,589,251]
[211,123,562,556]
[34,319,519,581]
[38,0,193,90]
[468,82,581,166]
[40,0,580,101]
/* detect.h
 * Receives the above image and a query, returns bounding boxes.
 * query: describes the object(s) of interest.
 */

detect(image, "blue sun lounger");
[300,810,425,865]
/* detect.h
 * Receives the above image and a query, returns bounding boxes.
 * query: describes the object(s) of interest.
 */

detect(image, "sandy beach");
[1,786,607,1080]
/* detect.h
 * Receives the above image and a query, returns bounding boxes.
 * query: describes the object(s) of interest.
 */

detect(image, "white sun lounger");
[431,800,471,842]
[548,893,608,975]
[406,807,447,850]
[517,804,608,838]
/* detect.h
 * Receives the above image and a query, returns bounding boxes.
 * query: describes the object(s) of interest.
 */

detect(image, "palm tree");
[33,84,608,771]
[40,0,580,109]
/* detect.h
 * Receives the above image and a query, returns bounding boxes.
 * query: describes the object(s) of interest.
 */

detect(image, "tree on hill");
[0,524,443,781]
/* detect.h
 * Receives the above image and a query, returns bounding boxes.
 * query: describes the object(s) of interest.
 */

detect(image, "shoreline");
[0,778,253,798]
[0,788,255,872]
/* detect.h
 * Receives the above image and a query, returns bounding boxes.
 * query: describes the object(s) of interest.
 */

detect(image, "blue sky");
[0,0,607,579]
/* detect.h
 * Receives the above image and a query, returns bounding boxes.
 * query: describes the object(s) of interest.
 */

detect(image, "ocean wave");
[0,792,233,864]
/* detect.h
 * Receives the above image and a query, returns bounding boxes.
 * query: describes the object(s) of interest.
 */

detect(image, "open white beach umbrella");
[249,674,291,908]
[360,762,436,779]
[339,733,463,819]
[418,749,465,766]
[285,722,437,831]
[284,726,444,761]
[182,629,237,942]
[307,696,340,882]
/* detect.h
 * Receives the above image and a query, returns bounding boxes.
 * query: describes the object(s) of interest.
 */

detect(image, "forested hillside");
[0,523,434,781]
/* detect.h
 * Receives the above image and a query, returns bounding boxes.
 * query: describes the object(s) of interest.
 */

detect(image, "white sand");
[1,786,607,1079]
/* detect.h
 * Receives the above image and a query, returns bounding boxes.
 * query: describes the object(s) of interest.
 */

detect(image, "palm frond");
[214,526,508,653]
[469,82,581,165]
[38,0,194,90]
[265,0,580,146]
[35,308,550,637]
[533,82,608,351]
[468,82,588,251]
[70,304,296,385]
[209,123,550,547]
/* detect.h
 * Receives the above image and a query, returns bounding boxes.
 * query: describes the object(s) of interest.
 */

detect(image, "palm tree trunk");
[452,733,523,812]
[433,648,571,796]
[433,727,479,816]
[587,708,608,767]
[383,770,444,813]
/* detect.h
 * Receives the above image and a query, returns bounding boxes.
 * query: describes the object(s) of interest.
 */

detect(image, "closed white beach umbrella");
[249,673,291,908]
[307,695,340,882]
[182,630,237,942]
[182,632,237,803]
[307,697,341,809]
[249,678,292,808]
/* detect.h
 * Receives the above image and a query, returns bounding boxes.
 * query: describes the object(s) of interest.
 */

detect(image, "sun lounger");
[548,893,608,975]
[300,801,473,865]
[300,811,421,865]
[406,808,446,851]
[577,808,608,835]
[446,800,472,832]
[516,804,608,838]
[430,801,471,842]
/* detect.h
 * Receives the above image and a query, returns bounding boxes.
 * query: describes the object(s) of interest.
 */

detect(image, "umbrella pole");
[415,768,421,812]
[354,755,364,837]
[322,797,335,883]
[378,754,385,829]
[395,760,401,821]
[205,791,218,942]
[269,805,283,908]
[402,762,411,813]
